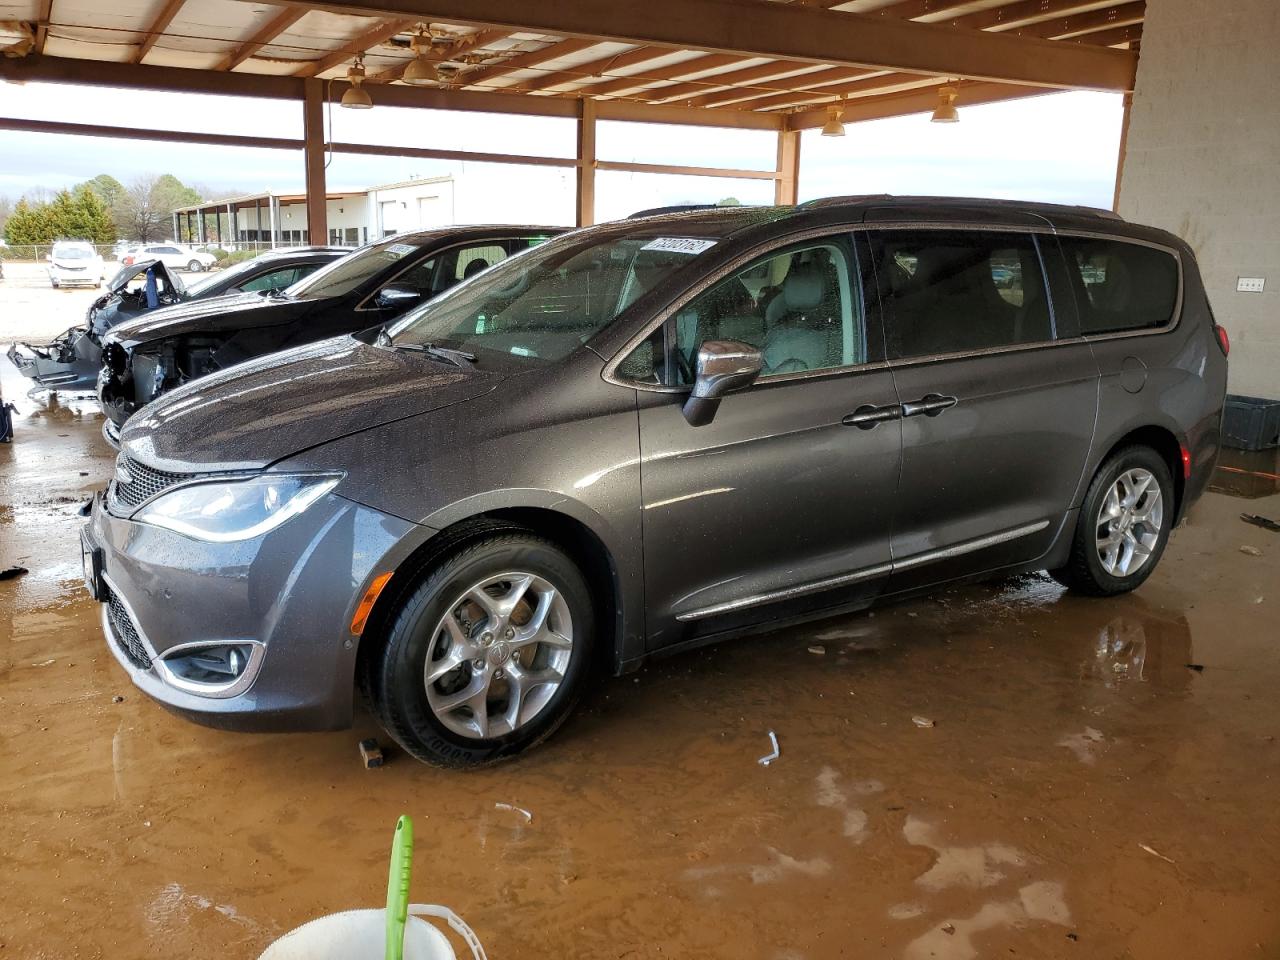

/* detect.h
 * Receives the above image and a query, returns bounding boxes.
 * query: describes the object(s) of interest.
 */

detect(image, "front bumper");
[86,484,423,731]
[50,270,99,287]
[7,331,101,392]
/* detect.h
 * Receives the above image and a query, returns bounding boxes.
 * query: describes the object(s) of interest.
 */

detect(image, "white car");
[47,241,105,288]
[123,243,217,273]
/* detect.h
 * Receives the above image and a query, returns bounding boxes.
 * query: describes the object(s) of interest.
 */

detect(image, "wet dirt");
[2,356,1279,959]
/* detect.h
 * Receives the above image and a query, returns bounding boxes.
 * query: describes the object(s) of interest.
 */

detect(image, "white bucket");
[258,904,487,960]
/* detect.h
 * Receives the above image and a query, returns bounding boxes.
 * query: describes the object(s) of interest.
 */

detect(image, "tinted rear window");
[870,230,1053,360]
[1060,236,1179,334]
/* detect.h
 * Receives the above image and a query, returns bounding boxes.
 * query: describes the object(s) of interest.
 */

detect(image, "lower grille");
[106,588,152,670]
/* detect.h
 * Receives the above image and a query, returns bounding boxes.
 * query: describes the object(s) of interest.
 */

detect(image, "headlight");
[133,474,341,542]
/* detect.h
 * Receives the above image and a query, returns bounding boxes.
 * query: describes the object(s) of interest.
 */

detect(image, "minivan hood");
[119,337,502,472]
[104,291,320,350]
[103,258,187,297]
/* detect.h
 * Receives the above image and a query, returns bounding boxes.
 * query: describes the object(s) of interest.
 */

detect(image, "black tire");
[1050,445,1173,596]
[187,259,203,272]
[368,533,595,767]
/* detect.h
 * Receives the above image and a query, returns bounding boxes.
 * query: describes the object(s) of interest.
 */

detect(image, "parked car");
[8,248,346,393]
[123,243,216,272]
[47,240,105,288]
[83,198,1227,767]
[96,226,564,440]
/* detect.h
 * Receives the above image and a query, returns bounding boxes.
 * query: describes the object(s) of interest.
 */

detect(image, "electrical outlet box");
[1237,277,1266,293]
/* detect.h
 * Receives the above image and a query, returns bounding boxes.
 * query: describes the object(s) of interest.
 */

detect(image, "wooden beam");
[774,128,800,205]
[592,97,782,130]
[786,80,1046,129]
[461,37,600,91]
[216,6,308,73]
[296,18,412,77]
[596,159,777,180]
[330,141,578,167]
[33,0,52,55]
[945,0,1134,33]
[582,54,743,99]
[0,115,302,150]
[1113,91,1132,211]
[278,0,1138,90]
[728,72,940,114]
[1006,3,1145,40]
[134,0,186,64]
[576,98,596,227]
[1072,23,1142,47]
[683,67,887,110]
[519,45,672,94]
[649,61,836,106]
[303,78,328,242]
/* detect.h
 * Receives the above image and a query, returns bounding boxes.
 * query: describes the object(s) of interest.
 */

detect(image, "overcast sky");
[0,80,1123,225]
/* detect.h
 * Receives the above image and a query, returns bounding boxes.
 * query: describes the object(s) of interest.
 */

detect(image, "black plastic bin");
[1222,395,1280,452]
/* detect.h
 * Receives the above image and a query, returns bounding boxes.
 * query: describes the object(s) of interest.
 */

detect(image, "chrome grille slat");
[110,455,192,511]
[106,587,152,670]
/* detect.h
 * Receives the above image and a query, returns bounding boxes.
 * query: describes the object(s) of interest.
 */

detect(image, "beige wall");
[1118,0,1279,398]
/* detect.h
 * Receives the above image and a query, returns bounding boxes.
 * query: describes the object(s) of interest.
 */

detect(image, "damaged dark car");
[8,248,345,394]
[96,226,563,439]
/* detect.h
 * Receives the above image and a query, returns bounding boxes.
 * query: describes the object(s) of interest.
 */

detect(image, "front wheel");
[368,533,595,767]
[1050,445,1173,596]
[187,259,203,272]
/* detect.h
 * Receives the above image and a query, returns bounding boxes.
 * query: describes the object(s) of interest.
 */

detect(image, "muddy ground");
[1,355,1278,960]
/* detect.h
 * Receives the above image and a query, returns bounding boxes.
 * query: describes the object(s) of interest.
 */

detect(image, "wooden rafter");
[460,37,600,91]
[1014,2,1145,40]
[279,0,1137,90]
[1069,23,1142,47]
[581,54,744,99]
[296,17,413,77]
[518,45,672,94]
[646,61,835,106]
[675,67,887,110]
[133,0,186,64]
[216,6,308,73]
[945,0,1139,33]
[33,0,52,55]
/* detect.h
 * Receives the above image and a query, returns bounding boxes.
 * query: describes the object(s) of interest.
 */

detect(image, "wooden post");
[576,97,596,227]
[303,78,328,244]
[1112,91,1133,213]
[775,128,801,206]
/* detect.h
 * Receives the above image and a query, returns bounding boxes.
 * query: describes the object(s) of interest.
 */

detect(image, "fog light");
[159,642,262,695]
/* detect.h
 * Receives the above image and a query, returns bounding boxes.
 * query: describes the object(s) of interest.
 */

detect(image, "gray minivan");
[83,198,1228,766]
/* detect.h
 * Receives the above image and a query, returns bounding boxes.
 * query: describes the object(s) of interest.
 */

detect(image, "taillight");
[1214,324,1230,356]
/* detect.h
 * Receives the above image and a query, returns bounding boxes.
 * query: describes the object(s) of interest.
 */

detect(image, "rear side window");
[870,230,1053,360]
[240,267,302,293]
[1059,236,1179,334]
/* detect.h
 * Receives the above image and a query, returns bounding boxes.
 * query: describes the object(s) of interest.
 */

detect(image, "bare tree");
[117,174,202,242]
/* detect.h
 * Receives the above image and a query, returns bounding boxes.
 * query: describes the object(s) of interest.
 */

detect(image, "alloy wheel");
[1095,467,1163,577]
[423,572,574,739]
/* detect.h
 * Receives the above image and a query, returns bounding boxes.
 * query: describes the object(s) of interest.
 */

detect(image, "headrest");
[782,263,825,311]
[462,257,490,279]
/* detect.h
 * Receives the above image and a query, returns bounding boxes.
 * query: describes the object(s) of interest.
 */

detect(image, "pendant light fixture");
[402,25,435,85]
[821,103,846,137]
[340,54,373,109]
[931,84,959,123]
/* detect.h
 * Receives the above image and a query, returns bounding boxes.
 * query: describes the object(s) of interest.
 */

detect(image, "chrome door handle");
[901,393,958,418]
[842,403,902,430]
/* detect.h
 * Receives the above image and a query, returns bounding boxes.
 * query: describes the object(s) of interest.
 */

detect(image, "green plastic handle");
[385,814,414,960]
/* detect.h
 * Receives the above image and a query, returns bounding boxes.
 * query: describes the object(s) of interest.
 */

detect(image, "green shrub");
[215,249,257,267]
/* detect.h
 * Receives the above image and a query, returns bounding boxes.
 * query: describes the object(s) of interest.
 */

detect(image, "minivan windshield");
[285,235,416,300]
[388,233,717,364]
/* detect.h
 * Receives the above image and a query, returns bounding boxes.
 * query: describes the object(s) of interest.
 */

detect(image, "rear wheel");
[368,533,594,767]
[1050,445,1172,596]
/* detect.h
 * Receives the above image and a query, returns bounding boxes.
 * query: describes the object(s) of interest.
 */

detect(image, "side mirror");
[375,283,422,312]
[682,339,763,427]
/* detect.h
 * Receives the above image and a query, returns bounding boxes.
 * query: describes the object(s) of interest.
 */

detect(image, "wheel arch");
[1094,423,1187,522]
[354,500,636,694]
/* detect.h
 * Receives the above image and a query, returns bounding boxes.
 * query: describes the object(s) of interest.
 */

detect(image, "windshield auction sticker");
[386,243,417,258]
[641,238,718,255]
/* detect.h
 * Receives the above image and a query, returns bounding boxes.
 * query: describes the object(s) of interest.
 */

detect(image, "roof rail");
[800,194,1124,221]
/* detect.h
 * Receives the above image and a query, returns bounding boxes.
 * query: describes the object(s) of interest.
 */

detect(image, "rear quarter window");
[1060,236,1180,335]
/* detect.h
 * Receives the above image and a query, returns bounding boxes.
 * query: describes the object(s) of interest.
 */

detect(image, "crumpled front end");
[98,335,226,429]
[7,327,102,392]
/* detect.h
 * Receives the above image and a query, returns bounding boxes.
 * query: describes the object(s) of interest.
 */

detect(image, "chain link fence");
[0,240,321,263]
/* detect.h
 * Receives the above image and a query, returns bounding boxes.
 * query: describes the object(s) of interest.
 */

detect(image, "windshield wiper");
[391,341,477,367]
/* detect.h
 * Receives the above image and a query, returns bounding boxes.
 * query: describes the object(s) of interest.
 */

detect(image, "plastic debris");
[1240,513,1280,533]
[357,737,384,769]
[1240,545,1263,557]
[912,716,936,728]
[807,645,826,655]
[0,566,29,581]
[757,730,781,766]
[941,923,956,935]
[494,802,533,823]
[1185,663,1205,672]
[111,694,125,703]
[1139,843,1175,864]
